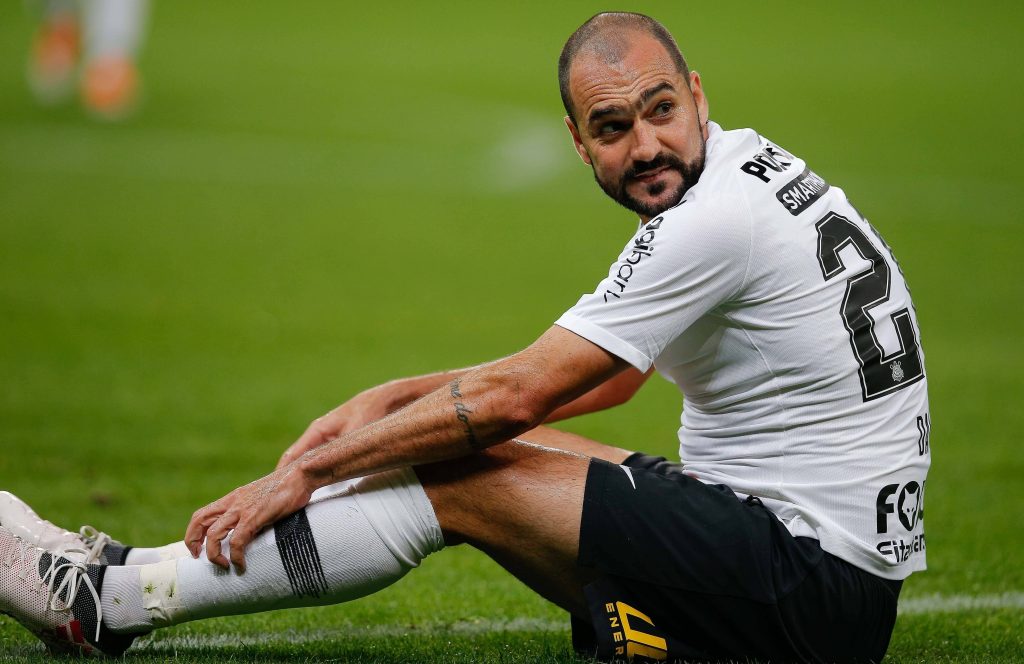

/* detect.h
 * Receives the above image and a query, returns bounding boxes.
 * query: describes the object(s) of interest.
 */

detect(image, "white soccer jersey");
[556,122,930,580]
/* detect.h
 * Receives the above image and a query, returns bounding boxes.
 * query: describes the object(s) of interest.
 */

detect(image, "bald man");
[2,12,926,663]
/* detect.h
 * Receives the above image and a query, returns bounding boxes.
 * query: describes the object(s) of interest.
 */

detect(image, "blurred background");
[1,0,1022,659]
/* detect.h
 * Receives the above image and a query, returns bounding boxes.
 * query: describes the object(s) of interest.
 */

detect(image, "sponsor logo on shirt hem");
[875,480,926,564]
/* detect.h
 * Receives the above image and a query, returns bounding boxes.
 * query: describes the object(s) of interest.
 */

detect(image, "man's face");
[566,33,709,221]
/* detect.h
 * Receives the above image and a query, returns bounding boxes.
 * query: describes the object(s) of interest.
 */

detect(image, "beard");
[593,140,707,218]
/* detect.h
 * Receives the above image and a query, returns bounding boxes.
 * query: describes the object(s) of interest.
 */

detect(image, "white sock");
[83,0,148,60]
[118,480,359,567]
[309,477,361,503]
[123,541,191,565]
[100,467,443,633]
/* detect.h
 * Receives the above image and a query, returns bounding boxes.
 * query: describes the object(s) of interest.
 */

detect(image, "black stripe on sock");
[101,543,132,566]
[273,509,328,599]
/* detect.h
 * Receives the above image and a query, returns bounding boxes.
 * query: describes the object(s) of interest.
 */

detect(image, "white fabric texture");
[123,541,191,565]
[555,122,930,580]
[309,477,361,503]
[99,565,146,632]
[102,467,443,633]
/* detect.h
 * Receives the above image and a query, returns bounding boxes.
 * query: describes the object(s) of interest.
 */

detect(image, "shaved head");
[558,13,690,124]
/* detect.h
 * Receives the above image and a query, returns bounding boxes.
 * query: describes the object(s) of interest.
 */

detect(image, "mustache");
[625,153,688,180]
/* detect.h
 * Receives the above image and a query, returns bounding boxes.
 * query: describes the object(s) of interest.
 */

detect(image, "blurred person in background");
[26,0,149,120]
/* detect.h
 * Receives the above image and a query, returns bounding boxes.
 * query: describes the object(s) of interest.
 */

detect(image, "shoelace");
[78,526,112,565]
[15,537,104,643]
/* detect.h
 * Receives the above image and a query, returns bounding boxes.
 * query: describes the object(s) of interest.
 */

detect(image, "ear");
[564,116,592,166]
[689,71,710,137]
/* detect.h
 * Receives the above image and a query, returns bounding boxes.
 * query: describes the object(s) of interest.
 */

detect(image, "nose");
[630,120,660,163]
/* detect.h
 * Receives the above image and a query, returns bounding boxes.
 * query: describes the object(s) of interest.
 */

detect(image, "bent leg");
[100,467,444,634]
[103,431,629,635]
[417,430,631,618]
[119,427,625,567]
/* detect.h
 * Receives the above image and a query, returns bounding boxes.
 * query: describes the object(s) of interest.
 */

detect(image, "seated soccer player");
[1,12,928,663]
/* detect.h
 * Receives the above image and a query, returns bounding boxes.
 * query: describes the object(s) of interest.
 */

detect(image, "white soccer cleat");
[0,526,137,656]
[0,492,128,566]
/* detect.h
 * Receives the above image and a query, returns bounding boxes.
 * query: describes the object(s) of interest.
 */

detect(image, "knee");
[415,440,546,489]
[414,441,589,549]
[414,447,518,546]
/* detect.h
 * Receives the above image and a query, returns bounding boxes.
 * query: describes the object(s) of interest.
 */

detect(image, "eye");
[599,121,628,136]
[654,101,673,116]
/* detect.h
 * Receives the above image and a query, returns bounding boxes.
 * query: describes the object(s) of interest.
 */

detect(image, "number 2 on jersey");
[815,211,924,401]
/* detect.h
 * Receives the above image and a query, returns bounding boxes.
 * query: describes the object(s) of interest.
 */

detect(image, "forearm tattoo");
[449,379,481,449]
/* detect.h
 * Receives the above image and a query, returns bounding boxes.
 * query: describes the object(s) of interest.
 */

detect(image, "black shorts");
[573,454,902,663]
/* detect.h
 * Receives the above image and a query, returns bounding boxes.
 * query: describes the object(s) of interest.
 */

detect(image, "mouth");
[632,165,670,183]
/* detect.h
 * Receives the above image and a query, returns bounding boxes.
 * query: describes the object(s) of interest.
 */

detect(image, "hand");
[184,463,314,572]
[275,386,394,470]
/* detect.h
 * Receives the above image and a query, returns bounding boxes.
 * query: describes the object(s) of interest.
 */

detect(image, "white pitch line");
[131,594,1024,650]
[898,592,1024,614]
[133,618,567,650]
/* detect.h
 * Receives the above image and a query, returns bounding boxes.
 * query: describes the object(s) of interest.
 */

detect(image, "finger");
[185,505,225,558]
[299,418,333,448]
[204,513,239,569]
[275,445,301,471]
[294,417,333,450]
[276,417,333,470]
[229,518,258,573]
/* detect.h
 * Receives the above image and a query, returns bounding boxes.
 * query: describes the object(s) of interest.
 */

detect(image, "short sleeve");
[555,197,752,371]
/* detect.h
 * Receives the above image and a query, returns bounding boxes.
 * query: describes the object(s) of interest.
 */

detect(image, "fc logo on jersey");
[891,361,905,383]
[876,481,924,533]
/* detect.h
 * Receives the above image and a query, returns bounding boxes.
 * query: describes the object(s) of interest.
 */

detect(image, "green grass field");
[1,1,1022,661]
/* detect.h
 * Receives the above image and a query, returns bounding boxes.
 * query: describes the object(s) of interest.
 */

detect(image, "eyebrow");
[587,105,623,125]
[639,81,676,106]
[586,81,678,127]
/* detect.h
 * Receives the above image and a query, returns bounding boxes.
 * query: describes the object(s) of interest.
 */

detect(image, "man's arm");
[545,366,652,422]
[186,325,630,571]
[276,353,651,469]
[275,365,486,469]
